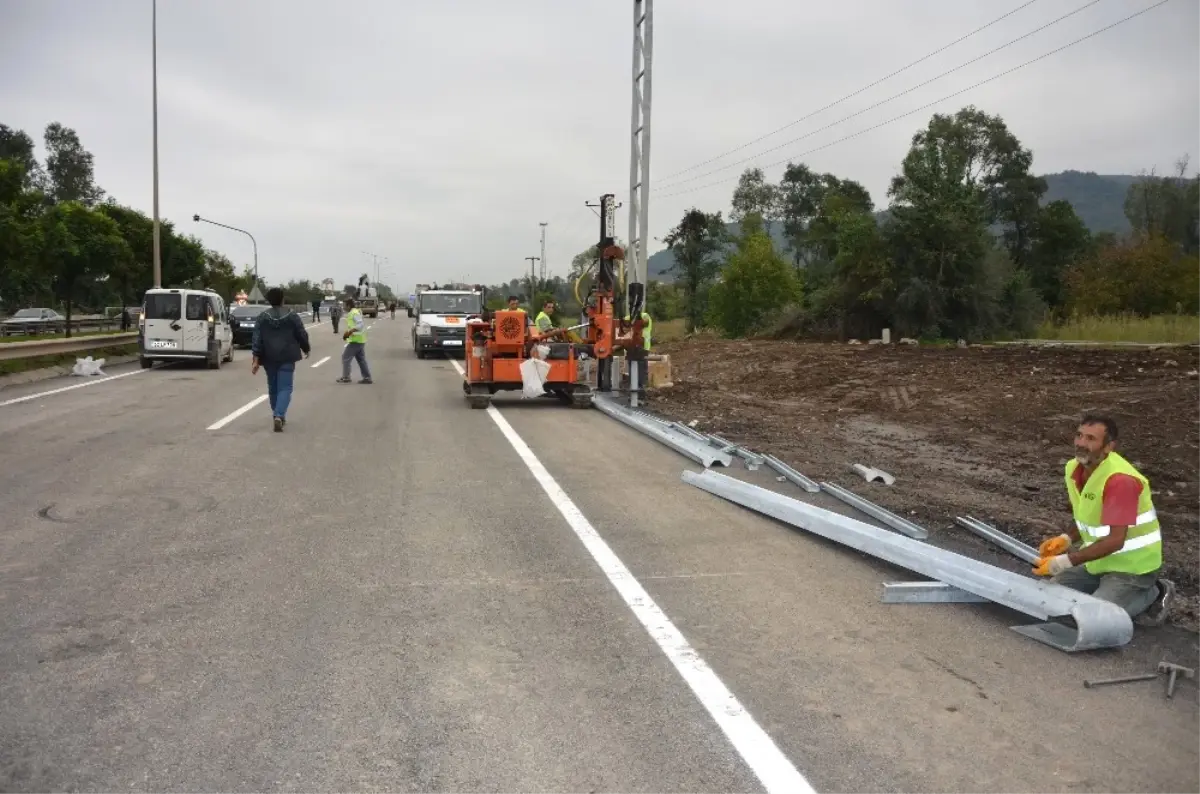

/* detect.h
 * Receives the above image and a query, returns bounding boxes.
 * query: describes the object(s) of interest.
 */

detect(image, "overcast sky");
[2,0,1196,291]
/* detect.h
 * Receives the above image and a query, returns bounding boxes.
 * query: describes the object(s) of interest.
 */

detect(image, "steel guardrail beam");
[593,396,733,468]
[0,332,140,362]
[682,469,1134,652]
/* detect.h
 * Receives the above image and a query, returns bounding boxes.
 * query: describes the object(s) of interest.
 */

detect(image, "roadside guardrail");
[0,332,140,362]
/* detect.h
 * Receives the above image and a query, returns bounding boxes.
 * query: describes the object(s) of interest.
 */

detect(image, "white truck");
[411,286,483,359]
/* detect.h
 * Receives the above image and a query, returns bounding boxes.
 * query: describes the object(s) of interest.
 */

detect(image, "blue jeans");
[265,361,296,418]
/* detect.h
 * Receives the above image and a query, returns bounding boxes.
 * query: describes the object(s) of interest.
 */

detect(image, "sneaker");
[336,377,352,383]
[273,416,284,432]
[360,378,373,384]
[1136,578,1176,627]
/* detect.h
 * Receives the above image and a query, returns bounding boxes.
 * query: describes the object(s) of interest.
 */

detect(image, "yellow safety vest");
[346,308,366,344]
[1064,451,1162,576]
[624,312,652,350]
[535,311,554,334]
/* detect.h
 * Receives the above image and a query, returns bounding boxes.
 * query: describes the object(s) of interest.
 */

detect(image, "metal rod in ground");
[955,515,1039,564]
[761,454,820,493]
[820,481,929,540]
[1083,673,1159,688]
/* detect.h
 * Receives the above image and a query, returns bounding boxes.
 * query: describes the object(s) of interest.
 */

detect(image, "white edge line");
[445,359,813,794]
[207,394,269,430]
[311,355,331,368]
[0,368,148,407]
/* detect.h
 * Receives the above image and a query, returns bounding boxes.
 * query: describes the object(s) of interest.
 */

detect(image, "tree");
[0,157,48,309]
[889,107,1045,269]
[810,207,894,339]
[0,125,43,192]
[708,214,800,337]
[730,167,780,228]
[662,208,727,333]
[1026,200,1091,311]
[1124,156,1199,254]
[40,202,131,336]
[43,122,104,206]
[1064,234,1199,316]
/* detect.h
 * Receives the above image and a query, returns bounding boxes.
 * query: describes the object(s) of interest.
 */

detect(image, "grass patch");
[0,343,139,376]
[0,328,132,344]
[1034,313,1199,344]
[653,318,688,344]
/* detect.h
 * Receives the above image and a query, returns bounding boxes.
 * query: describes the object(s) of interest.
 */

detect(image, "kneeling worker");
[1034,413,1174,625]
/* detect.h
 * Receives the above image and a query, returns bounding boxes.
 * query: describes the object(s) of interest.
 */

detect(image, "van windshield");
[420,294,481,315]
[144,293,181,320]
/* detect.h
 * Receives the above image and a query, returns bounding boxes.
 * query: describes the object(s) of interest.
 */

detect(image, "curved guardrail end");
[1010,601,1134,652]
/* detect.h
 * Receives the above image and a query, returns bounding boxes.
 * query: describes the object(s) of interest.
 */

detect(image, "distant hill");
[647,171,1139,282]
[1042,170,1138,236]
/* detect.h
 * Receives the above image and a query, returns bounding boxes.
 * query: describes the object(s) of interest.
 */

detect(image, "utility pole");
[151,0,162,288]
[627,0,653,304]
[539,222,548,281]
[524,256,540,305]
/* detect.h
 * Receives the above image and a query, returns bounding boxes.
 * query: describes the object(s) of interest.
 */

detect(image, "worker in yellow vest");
[1034,413,1173,625]
[337,298,373,384]
[623,310,653,395]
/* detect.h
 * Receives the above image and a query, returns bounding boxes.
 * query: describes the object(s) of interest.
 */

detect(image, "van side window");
[185,295,207,321]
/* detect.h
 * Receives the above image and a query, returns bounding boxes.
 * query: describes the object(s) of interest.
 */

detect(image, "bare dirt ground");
[648,337,1200,629]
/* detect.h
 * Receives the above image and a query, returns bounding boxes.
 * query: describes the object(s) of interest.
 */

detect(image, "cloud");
[2,0,1196,290]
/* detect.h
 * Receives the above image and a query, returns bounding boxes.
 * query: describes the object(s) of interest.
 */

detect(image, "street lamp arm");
[193,214,259,284]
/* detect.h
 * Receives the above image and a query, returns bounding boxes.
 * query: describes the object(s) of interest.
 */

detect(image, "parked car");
[230,304,269,347]
[1,308,65,335]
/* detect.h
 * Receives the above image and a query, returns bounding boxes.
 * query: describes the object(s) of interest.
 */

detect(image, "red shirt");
[1072,466,1143,527]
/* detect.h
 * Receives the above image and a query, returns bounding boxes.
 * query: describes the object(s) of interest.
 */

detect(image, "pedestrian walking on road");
[330,302,342,334]
[251,287,311,432]
[311,299,321,322]
[338,297,373,384]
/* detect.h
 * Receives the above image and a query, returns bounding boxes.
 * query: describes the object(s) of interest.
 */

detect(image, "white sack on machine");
[520,357,551,398]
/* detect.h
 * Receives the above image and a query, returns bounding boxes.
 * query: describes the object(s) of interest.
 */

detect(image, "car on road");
[1,308,65,335]
[229,304,269,347]
[138,287,234,370]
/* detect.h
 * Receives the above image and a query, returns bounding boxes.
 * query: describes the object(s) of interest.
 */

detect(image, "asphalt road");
[0,315,1196,793]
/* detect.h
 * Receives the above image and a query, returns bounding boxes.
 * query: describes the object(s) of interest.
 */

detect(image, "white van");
[138,287,235,369]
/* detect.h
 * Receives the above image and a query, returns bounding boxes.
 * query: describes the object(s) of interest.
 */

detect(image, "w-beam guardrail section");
[682,469,1134,653]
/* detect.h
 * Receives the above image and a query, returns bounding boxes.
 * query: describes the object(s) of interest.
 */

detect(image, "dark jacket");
[252,307,311,364]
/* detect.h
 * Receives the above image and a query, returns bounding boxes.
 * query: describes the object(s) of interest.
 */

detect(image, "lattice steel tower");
[627,0,654,296]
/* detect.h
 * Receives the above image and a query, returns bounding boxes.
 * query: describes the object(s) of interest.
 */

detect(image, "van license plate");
[442,340,463,346]
[149,339,177,349]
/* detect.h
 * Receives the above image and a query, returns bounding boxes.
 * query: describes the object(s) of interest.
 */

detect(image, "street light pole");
[193,215,259,286]
[151,0,162,288]
[539,222,548,281]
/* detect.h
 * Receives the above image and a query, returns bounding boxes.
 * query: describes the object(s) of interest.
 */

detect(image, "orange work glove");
[1033,554,1074,577]
[1038,533,1071,557]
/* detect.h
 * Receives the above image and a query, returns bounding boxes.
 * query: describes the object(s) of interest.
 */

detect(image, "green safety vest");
[624,312,653,350]
[1064,451,1162,576]
[346,308,366,344]
[535,311,554,334]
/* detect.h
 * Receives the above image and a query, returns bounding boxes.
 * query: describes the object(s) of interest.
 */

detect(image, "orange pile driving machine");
[462,193,646,410]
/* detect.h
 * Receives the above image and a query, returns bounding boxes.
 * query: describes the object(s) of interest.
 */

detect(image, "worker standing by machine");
[623,308,653,397]
[337,297,373,384]
[1034,413,1174,625]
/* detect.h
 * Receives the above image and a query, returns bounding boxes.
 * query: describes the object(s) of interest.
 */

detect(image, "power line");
[655,0,1103,192]
[656,0,1173,200]
[655,0,1044,183]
